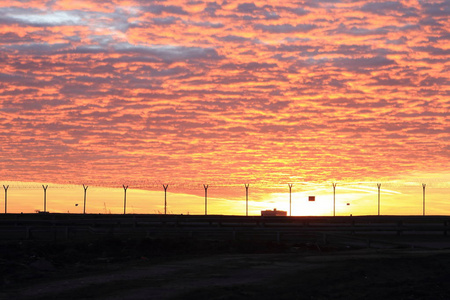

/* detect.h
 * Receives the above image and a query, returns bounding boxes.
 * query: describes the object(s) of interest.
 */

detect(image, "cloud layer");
[0,0,448,188]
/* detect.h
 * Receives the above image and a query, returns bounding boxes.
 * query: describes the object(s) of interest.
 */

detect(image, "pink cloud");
[0,0,448,191]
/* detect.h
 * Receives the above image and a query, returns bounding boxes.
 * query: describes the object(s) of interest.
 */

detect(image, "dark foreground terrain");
[1,236,450,300]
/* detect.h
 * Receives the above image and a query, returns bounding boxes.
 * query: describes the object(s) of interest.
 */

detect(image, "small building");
[261,208,287,217]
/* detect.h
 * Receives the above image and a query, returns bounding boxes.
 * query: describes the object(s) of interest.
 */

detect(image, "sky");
[0,0,449,215]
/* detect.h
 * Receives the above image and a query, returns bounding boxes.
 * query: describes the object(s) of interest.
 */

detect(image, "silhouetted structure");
[261,208,287,216]
[203,184,209,215]
[3,185,9,214]
[82,184,88,214]
[123,185,128,214]
[288,183,293,216]
[377,183,381,216]
[42,185,48,212]
[332,183,337,216]
[244,184,249,216]
[422,183,426,216]
[163,184,168,215]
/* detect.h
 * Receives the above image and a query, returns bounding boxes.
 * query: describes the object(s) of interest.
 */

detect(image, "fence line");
[0,181,444,216]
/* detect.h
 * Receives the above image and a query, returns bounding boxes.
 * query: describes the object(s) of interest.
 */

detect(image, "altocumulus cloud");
[0,0,448,188]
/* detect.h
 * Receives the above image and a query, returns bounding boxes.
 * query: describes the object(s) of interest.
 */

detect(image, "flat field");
[2,214,450,299]
[1,237,450,300]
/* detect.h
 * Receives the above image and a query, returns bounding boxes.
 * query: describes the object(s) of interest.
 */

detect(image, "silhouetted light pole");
[245,184,249,216]
[377,183,381,216]
[123,185,128,214]
[204,184,209,215]
[42,185,48,212]
[422,183,426,216]
[3,185,9,214]
[288,184,293,216]
[83,184,88,214]
[163,184,169,215]
[332,183,337,217]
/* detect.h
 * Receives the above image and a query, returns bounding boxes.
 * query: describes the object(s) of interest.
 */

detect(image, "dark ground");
[1,237,450,299]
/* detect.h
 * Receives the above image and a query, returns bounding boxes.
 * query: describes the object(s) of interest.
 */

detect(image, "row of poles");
[2,183,428,216]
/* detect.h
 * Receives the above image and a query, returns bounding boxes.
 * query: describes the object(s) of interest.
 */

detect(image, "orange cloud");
[0,1,448,211]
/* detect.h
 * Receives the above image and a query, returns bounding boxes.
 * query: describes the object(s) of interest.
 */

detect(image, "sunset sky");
[0,0,448,216]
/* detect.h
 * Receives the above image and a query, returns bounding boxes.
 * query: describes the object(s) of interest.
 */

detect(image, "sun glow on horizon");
[2,175,449,216]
